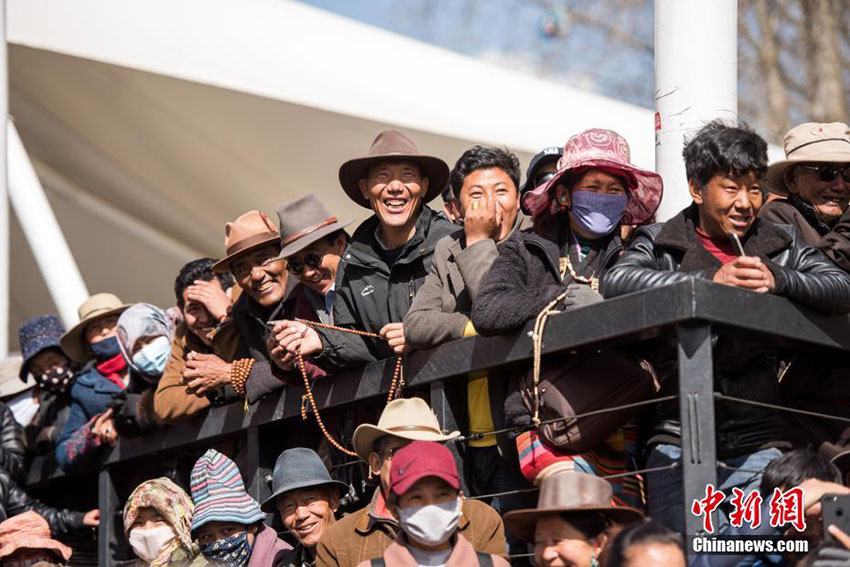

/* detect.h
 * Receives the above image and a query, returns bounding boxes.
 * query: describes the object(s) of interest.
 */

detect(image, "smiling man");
[602,120,850,533]
[271,131,458,372]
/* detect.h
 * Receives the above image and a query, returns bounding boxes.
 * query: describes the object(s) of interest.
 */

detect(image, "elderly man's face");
[276,487,338,550]
[359,160,427,233]
[230,244,288,308]
[787,163,850,224]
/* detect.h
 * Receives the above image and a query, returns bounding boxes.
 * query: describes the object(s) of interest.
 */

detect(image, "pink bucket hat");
[522,129,663,226]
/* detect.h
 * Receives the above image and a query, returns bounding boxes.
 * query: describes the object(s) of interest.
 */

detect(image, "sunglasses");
[800,164,850,183]
[286,252,323,275]
[533,172,558,188]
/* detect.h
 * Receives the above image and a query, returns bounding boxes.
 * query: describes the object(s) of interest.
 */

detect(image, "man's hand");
[712,256,775,293]
[380,323,410,355]
[92,409,117,446]
[83,509,100,527]
[183,352,232,396]
[562,283,603,310]
[185,280,231,322]
[463,187,502,246]
[269,320,323,363]
[799,479,850,517]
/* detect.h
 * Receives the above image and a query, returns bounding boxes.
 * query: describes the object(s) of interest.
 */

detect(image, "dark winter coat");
[601,204,850,457]
[22,390,71,457]
[0,402,25,484]
[0,468,86,536]
[312,206,459,373]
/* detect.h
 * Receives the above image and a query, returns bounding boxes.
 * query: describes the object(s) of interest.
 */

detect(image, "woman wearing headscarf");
[110,303,174,432]
[471,129,662,504]
[123,477,206,567]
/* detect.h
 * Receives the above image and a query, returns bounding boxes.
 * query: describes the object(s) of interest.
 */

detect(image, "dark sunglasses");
[533,172,558,188]
[286,252,323,274]
[800,164,850,183]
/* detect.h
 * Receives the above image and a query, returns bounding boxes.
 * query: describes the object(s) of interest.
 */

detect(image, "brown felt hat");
[275,195,353,259]
[504,472,643,543]
[764,122,850,196]
[60,293,132,363]
[338,130,450,209]
[212,210,280,273]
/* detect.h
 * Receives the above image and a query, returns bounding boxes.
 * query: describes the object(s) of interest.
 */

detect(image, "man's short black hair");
[449,146,521,201]
[683,120,768,189]
[759,450,841,496]
[605,520,683,566]
[174,258,236,308]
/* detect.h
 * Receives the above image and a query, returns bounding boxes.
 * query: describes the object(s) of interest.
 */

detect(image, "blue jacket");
[54,364,123,472]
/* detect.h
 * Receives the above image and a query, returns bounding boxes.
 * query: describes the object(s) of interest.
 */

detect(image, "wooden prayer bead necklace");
[293,318,405,456]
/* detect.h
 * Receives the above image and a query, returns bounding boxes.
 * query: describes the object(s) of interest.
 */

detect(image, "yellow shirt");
[463,321,496,448]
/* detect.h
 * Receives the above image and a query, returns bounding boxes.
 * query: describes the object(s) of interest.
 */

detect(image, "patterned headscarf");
[123,477,195,565]
[116,303,174,379]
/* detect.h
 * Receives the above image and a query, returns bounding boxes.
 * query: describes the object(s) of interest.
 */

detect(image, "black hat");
[520,146,563,214]
[260,448,349,513]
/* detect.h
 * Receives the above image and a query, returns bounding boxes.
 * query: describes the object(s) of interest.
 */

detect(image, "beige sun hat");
[352,397,460,462]
[763,122,850,196]
[60,293,131,363]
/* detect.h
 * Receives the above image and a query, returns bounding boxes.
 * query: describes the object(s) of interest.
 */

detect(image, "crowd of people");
[2,120,850,566]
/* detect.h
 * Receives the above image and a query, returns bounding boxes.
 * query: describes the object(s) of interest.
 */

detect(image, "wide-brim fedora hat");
[352,397,460,462]
[764,122,850,196]
[260,447,349,512]
[275,196,354,259]
[60,293,132,364]
[522,129,662,226]
[339,130,450,209]
[504,472,644,543]
[212,210,281,273]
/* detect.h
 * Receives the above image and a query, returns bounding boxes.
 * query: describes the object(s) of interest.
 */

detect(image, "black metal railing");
[25,279,850,566]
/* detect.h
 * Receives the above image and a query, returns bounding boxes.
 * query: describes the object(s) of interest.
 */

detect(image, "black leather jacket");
[0,401,25,484]
[0,468,85,535]
[602,206,850,457]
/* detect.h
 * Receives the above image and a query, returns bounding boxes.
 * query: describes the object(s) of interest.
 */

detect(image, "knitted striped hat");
[189,449,264,532]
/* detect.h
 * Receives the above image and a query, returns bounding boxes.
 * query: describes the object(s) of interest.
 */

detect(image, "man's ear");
[688,180,704,204]
[368,453,381,477]
[421,176,430,193]
[358,178,370,201]
[330,492,340,513]
[784,168,798,195]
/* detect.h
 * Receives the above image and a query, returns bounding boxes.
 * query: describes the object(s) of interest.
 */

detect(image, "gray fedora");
[260,448,349,513]
[275,195,353,260]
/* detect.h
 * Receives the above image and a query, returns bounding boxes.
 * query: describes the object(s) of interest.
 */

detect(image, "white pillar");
[0,0,7,357]
[7,122,89,327]
[654,0,738,220]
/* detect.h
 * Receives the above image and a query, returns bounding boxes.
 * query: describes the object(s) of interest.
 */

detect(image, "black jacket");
[602,205,850,457]
[0,402,25,484]
[23,391,71,457]
[312,206,459,373]
[0,468,85,535]
[471,225,623,336]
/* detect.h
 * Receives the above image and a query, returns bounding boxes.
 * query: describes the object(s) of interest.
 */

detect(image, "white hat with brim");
[352,397,460,462]
[60,293,132,364]
[763,122,850,196]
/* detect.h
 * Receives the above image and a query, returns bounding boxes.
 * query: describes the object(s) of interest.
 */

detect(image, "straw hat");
[60,293,131,363]
[352,397,460,462]
[274,196,353,259]
[212,210,280,273]
[0,511,72,562]
[504,472,643,543]
[764,122,850,196]
[338,130,450,208]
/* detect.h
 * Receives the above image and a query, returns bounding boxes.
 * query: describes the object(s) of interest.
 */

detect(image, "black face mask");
[37,366,75,395]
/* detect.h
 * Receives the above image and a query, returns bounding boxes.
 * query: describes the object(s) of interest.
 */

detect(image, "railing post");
[98,468,119,567]
[677,323,718,536]
[244,428,269,511]
[430,379,468,494]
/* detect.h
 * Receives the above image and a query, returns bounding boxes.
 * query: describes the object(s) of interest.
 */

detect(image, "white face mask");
[398,497,462,547]
[128,525,176,563]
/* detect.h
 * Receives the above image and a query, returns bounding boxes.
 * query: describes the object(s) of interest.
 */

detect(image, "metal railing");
[25,278,850,566]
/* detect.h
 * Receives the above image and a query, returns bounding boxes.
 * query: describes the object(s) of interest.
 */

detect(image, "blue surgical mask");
[90,336,122,362]
[569,191,628,238]
[200,532,252,567]
[131,336,171,379]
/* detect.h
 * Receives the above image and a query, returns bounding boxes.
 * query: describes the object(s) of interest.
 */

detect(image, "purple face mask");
[569,191,628,237]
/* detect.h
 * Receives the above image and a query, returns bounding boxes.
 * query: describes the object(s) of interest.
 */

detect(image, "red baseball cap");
[390,441,460,497]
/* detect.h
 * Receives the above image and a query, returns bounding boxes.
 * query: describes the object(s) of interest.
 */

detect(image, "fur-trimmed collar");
[655,204,792,272]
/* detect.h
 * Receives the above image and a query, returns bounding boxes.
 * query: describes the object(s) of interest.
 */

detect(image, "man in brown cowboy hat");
[315,397,506,567]
[760,122,850,271]
[270,130,459,373]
